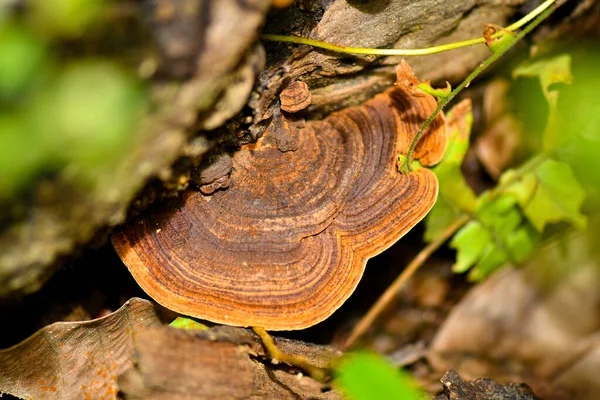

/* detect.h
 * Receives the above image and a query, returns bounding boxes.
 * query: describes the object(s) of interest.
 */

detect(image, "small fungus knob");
[193,153,233,195]
[279,81,311,113]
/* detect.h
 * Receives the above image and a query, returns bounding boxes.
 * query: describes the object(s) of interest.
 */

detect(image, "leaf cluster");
[425,54,589,280]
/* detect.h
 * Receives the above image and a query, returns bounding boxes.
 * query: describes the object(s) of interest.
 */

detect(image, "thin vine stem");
[260,0,556,57]
[261,33,485,56]
[252,326,327,381]
[402,4,555,172]
[505,0,556,31]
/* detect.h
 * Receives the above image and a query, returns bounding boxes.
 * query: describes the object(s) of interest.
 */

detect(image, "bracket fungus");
[113,61,447,330]
[279,80,311,113]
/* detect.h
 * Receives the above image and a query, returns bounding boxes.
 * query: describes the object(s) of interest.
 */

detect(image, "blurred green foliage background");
[0,0,145,201]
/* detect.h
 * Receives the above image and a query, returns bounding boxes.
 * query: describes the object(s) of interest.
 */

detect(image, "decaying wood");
[434,370,540,400]
[118,326,341,399]
[253,0,530,123]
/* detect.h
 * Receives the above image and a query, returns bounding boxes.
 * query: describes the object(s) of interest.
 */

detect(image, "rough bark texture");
[118,326,341,399]
[434,370,540,400]
[254,0,528,121]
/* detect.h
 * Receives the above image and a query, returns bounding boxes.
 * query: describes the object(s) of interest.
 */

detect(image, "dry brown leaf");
[0,298,161,400]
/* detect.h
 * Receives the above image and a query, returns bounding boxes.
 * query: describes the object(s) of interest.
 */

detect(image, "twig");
[252,326,328,381]
[343,214,470,350]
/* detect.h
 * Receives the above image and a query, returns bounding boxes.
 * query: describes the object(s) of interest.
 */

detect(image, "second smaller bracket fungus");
[113,62,448,330]
[193,153,233,195]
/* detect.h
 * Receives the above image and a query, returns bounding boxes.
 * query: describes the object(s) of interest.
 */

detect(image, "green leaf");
[475,193,518,226]
[501,168,536,205]
[424,169,476,243]
[478,198,522,242]
[0,114,51,198]
[30,0,106,37]
[335,352,422,400]
[513,54,572,105]
[505,224,541,263]
[0,24,46,98]
[504,159,587,231]
[424,200,459,243]
[513,54,573,149]
[552,52,600,206]
[424,105,475,242]
[469,218,540,281]
[470,245,507,281]
[169,316,208,330]
[450,221,491,273]
[440,108,472,165]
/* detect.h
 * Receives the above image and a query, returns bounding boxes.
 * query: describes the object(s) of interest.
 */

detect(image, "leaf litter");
[0,298,161,400]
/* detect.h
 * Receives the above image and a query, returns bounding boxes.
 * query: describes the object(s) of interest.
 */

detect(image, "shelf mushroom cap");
[112,63,447,330]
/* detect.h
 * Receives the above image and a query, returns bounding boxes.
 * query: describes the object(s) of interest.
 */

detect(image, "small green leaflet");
[335,352,422,400]
[451,220,491,274]
[424,101,476,242]
[169,316,209,330]
[503,159,587,231]
[418,81,452,100]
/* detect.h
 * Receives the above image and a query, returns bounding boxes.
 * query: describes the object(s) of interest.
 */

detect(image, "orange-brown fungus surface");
[112,62,447,330]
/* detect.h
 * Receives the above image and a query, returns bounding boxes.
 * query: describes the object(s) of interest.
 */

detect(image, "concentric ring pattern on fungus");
[112,62,447,330]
